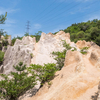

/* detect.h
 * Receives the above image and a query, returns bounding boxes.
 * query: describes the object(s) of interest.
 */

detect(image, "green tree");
[24,32,29,36]
[28,63,56,87]
[35,31,42,42]
[76,31,85,40]
[0,51,4,65]
[90,27,99,40]
[0,12,7,24]
[0,62,37,100]
[0,12,7,39]
[52,40,72,70]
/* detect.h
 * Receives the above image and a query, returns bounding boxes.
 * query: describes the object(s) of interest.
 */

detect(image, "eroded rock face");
[1,35,11,45]
[3,31,98,100]
[3,36,35,74]
[64,50,83,67]
[76,40,91,49]
[1,31,74,99]
[27,43,100,100]
[31,31,72,65]
[89,47,100,71]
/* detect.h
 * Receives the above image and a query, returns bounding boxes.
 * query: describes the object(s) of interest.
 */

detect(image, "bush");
[2,40,9,46]
[0,62,37,100]
[30,53,34,58]
[27,63,56,87]
[62,40,71,50]
[52,40,72,70]
[80,47,89,55]
[52,50,66,70]
[0,50,4,65]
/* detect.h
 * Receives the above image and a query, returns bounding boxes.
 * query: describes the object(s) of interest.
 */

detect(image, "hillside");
[0,19,100,100]
[26,33,100,100]
[54,19,100,46]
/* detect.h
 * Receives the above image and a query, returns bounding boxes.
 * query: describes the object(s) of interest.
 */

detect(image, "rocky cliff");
[26,36,100,100]
[1,31,100,100]
[1,31,73,74]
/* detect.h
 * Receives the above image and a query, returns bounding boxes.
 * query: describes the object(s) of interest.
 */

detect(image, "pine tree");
[0,12,7,40]
[0,62,37,100]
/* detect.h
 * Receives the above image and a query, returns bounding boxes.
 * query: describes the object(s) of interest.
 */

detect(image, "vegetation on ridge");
[0,51,4,65]
[53,19,100,46]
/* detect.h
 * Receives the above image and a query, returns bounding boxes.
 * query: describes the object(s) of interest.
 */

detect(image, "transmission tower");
[26,21,30,33]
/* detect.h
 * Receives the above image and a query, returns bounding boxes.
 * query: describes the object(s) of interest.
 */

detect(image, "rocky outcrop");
[76,40,91,49]
[27,42,100,100]
[2,31,75,74]
[2,36,36,74]
[31,31,73,65]
[1,35,11,45]
[3,31,100,100]
[1,31,74,99]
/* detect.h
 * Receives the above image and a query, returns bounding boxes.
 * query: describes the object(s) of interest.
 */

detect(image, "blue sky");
[0,0,100,38]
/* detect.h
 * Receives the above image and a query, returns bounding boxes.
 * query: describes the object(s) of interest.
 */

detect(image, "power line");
[42,8,100,30]
[36,1,82,23]
[41,0,99,24]
[34,0,57,21]
[39,1,83,23]
[35,0,68,22]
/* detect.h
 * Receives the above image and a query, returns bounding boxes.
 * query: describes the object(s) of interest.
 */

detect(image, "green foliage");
[80,47,89,55]
[2,40,9,46]
[0,29,6,40]
[53,19,100,46]
[4,34,9,39]
[52,50,66,70]
[0,12,7,24]
[0,51,4,65]
[34,31,42,42]
[0,62,37,100]
[62,40,72,50]
[52,40,72,70]
[0,44,2,50]
[28,63,56,87]
[0,12,7,40]
[24,32,29,36]
[30,35,34,38]
[11,36,23,46]
[30,53,34,58]
[71,47,77,51]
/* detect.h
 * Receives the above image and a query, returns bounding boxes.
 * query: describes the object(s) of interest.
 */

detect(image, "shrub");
[30,53,34,58]
[27,63,56,87]
[0,50,4,65]
[52,50,66,70]
[0,62,37,100]
[71,47,77,51]
[80,47,89,54]
[52,40,72,70]
[62,40,71,50]
[2,40,9,46]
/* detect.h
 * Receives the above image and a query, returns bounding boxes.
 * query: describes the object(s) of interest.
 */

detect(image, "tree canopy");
[53,19,100,46]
